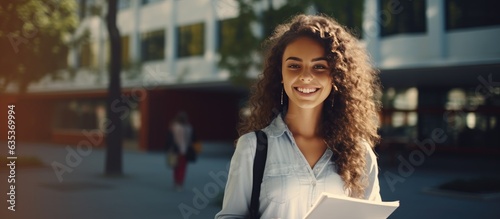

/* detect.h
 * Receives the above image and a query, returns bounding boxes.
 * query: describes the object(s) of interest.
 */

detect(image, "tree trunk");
[105,0,123,175]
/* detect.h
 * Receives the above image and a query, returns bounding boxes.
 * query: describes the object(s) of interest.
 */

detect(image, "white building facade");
[49,0,242,92]
[9,0,499,152]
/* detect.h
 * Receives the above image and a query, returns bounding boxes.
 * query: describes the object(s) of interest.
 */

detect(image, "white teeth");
[297,88,318,94]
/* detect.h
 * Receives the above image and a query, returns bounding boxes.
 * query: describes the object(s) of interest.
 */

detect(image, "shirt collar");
[262,113,289,137]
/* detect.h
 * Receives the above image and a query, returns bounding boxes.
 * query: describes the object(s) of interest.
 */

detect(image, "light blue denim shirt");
[215,114,381,219]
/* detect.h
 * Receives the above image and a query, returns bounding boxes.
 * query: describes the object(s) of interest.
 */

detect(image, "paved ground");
[0,141,499,219]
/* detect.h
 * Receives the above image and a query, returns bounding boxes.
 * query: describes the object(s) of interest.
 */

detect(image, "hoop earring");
[331,83,338,108]
[281,87,284,105]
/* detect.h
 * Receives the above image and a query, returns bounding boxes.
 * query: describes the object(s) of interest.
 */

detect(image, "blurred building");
[1,0,247,150]
[1,0,499,153]
[365,0,500,154]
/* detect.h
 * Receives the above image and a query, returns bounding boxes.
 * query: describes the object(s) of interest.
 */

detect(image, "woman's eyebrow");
[311,57,328,62]
[285,56,327,62]
[285,56,302,61]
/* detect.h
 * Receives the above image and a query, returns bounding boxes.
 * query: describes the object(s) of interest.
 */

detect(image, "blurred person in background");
[166,111,194,192]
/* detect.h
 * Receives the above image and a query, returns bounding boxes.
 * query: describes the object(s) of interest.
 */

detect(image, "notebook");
[304,192,400,219]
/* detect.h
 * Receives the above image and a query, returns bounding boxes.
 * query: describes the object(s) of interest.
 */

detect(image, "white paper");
[304,192,400,219]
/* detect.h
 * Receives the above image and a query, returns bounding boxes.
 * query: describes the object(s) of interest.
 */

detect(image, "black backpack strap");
[249,130,268,219]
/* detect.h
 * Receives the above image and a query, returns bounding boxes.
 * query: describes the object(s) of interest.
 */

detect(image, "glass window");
[442,87,500,148]
[121,35,130,68]
[78,0,87,19]
[142,0,163,5]
[141,29,165,62]
[80,42,96,69]
[177,23,205,58]
[118,0,131,9]
[380,0,426,37]
[218,18,238,51]
[314,0,364,38]
[53,100,103,130]
[446,0,500,30]
[52,99,140,140]
[380,84,500,151]
[379,87,419,151]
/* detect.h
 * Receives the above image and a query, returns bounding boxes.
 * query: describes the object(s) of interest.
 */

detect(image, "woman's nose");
[299,70,313,82]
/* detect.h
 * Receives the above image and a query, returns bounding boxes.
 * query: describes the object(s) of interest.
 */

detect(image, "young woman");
[216,14,382,218]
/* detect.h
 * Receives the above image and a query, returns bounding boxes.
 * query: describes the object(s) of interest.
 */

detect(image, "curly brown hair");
[238,14,381,198]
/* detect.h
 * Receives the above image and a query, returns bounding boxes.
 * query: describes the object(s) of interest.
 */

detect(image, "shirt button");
[311,181,316,186]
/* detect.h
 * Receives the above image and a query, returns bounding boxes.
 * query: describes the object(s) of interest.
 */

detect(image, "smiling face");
[281,36,333,110]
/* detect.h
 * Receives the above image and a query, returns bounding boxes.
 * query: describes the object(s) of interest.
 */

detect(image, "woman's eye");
[313,65,327,70]
[288,64,300,69]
